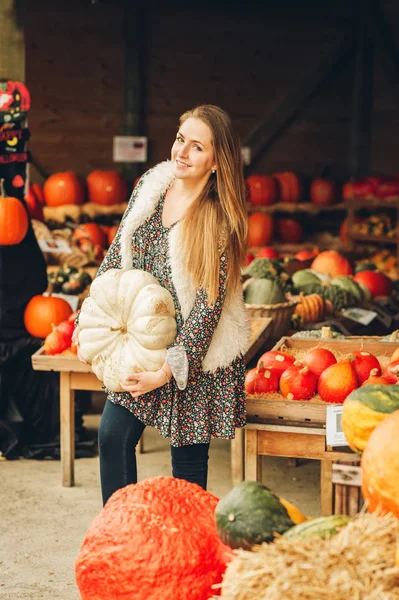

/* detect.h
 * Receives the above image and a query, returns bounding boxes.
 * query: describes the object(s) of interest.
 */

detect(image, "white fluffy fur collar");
[120,161,251,372]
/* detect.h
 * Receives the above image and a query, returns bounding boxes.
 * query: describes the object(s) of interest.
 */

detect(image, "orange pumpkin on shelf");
[361,409,399,517]
[279,363,317,401]
[256,246,280,259]
[24,184,44,221]
[256,350,295,377]
[276,218,303,243]
[43,171,85,207]
[350,351,381,385]
[273,171,303,203]
[310,178,337,206]
[317,361,358,404]
[361,369,391,386]
[311,250,352,277]
[247,212,273,247]
[43,325,72,355]
[302,348,337,378]
[86,170,128,206]
[0,180,29,245]
[245,364,279,395]
[246,175,277,206]
[24,295,73,338]
[72,223,107,248]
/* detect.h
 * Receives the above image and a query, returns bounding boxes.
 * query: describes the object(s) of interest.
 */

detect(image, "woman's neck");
[171,176,209,203]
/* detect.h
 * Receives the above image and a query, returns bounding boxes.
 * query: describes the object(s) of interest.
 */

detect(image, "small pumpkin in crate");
[349,351,381,385]
[245,364,279,395]
[361,409,399,517]
[75,476,232,600]
[318,360,358,404]
[78,269,177,391]
[361,369,391,386]
[256,350,295,377]
[279,362,317,400]
[342,384,399,454]
[302,348,337,378]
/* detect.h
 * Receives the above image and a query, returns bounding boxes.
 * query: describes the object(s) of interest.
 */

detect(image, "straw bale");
[216,513,399,599]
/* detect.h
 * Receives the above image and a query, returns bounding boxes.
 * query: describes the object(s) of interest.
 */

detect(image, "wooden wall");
[24,0,399,186]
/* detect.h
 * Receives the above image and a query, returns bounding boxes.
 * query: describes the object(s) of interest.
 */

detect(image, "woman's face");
[171,117,216,182]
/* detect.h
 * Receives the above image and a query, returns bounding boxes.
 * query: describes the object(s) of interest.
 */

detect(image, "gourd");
[75,476,231,600]
[330,276,364,304]
[215,481,294,549]
[78,268,177,392]
[294,293,324,323]
[292,269,330,290]
[244,277,286,305]
[341,384,399,454]
[361,410,399,517]
[317,361,358,404]
[279,363,317,400]
[243,257,281,278]
[283,515,351,539]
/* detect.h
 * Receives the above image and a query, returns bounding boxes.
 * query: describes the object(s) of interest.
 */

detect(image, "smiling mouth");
[176,160,190,168]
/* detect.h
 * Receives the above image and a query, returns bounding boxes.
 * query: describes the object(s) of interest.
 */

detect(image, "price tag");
[341,307,377,326]
[326,405,348,447]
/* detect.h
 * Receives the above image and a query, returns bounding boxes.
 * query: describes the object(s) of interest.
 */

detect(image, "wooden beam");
[368,0,399,89]
[0,0,25,81]
[243,35,354,166]
[120,0,147,182]
[349,0,374,178]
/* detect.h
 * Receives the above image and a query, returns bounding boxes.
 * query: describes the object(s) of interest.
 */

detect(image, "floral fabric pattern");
[96,186,246,446]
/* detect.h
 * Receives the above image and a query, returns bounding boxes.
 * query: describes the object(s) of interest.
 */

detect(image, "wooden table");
[32,316,273,488]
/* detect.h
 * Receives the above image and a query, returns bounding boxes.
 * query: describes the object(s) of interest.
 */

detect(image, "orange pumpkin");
[31,182,44,205]
[72,223,107,248]
[276,218,303,243]
[86,170,128,206]
[43,171,85,207]
[75,476,232,600]
[310,178,336,206]
[246,175,277,206]
[24,184,44,221]
[247,212,273,247]
[0,181,29,245]
[24,295,73,338]
[273,172,303,203]
[361,409,399,517]
[311,250,352,277]
[317,361,358,403]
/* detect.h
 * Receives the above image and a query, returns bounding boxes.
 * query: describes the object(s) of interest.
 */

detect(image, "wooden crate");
[332,459,363,516]
[32,346,93,373]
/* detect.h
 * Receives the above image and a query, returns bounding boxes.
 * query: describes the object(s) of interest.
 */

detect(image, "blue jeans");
[98,399,210,505]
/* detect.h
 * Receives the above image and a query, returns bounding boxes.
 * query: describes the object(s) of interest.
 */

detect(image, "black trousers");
[98,399,210,505]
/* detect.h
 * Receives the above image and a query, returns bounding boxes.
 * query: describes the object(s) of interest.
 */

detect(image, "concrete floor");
[0,414,320,600]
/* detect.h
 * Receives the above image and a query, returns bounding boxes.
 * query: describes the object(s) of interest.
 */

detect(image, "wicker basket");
[245,300,298,339]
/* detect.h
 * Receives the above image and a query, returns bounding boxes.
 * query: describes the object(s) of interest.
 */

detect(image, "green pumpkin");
[243,258,281,278]
[342,384,399,454]
[330,276,364,304]
[321,285,356,311]
[283,515,351,540]
[215,481,294,549]
[244,278,286,305]
[292,269,330,290]
[355,262,377,274]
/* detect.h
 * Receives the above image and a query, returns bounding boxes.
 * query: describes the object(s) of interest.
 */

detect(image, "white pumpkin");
[78,268,177,392]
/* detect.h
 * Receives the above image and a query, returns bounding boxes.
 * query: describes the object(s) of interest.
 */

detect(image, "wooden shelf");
[347,232,397,244]
[345,197,399,209]
[247,202,346,214]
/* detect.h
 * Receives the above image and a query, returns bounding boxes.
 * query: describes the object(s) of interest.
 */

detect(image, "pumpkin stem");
[258,361,264,370]
[300,366,309,375]
[321,326,333,339]
[390,330,399,342]
[0,178,5,199]
[294,360,303,367]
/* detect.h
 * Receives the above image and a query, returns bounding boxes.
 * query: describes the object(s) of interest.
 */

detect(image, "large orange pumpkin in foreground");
[311,250,352,277]
[0,188,29,245]
[75,476,232,600]
[361,409,399,517]
[43,171,85,207]
[86,170,128,205]
[24,295,73,338]
[247,212,273,247]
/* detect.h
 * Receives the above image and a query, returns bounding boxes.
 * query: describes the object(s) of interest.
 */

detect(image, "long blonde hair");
[179,105,248,304]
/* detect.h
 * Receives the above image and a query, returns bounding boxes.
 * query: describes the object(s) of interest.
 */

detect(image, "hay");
[216,513,399,599]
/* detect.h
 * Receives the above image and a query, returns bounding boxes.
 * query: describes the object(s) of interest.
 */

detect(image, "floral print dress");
[96,191,246,447]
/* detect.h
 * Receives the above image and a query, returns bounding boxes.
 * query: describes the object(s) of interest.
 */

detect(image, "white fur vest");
[120,160,251,372]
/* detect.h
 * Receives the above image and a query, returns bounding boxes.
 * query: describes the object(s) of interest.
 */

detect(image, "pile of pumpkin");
[245,344,399,403]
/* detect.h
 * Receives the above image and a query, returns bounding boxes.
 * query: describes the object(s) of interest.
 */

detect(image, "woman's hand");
[72,325,87,365]
[121,369,170,398]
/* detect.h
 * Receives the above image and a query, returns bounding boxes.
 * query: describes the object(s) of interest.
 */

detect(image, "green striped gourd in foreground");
[215,481,294,550]
[283,515,351,540]
[342,384,399,454]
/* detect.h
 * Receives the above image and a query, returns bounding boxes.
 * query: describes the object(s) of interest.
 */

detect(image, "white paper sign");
[44,292,79,311]
[113,136,148,163]
[341,307,377,326]
[38,238,72,254]
[326,405,348,447]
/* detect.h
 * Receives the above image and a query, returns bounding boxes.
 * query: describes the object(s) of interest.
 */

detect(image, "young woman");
[74,104,250,505]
